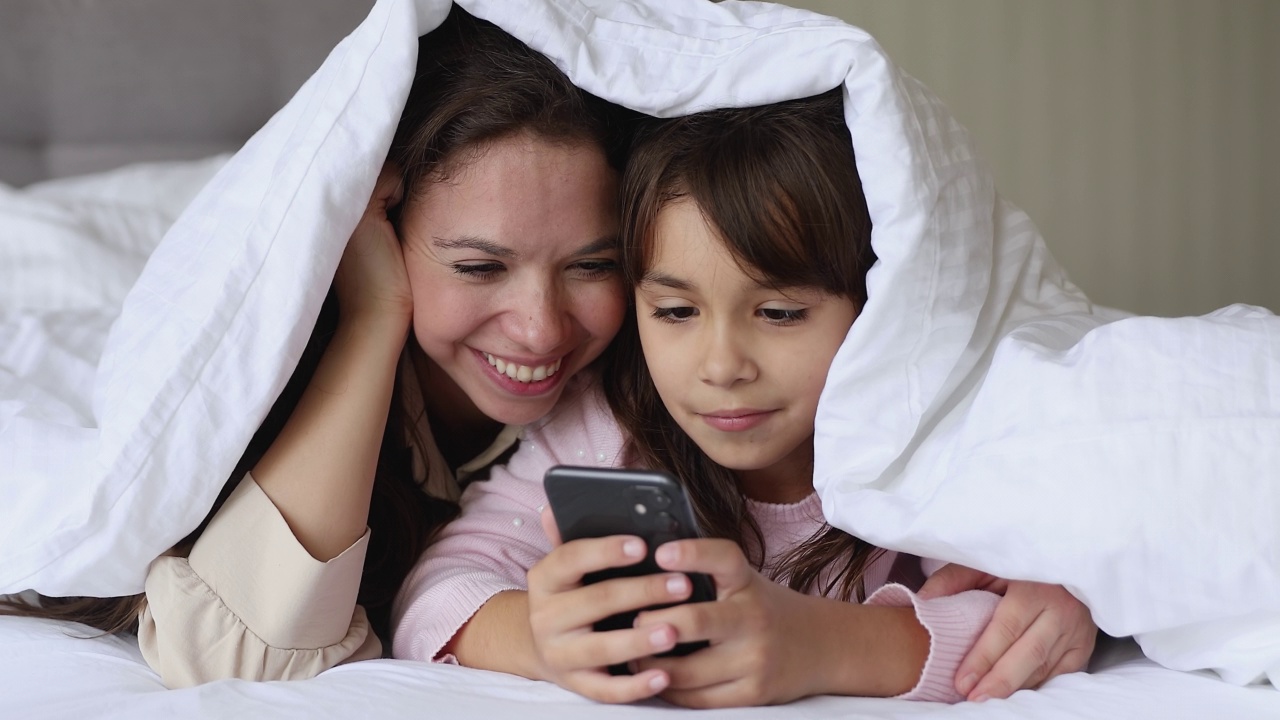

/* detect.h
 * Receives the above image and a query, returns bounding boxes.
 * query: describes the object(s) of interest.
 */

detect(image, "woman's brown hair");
[3,5,634,642]
[603,88,882,601]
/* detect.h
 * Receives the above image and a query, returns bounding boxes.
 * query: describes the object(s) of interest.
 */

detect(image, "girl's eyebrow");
[432,235,618,258]
[640,271,693,291]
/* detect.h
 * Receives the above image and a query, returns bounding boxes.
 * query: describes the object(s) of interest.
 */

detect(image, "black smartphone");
[543,465,715,668]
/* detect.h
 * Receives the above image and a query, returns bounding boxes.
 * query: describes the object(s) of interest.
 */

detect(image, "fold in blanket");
[1,0,1275,687]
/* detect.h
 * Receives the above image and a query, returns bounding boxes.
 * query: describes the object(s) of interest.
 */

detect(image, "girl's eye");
[452,262,505,279]
[569,259,619,280]
[650,306,697,323]
[759,307,808,325]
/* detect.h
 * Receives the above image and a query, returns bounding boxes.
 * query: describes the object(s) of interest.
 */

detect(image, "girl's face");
[636,199,857,496]
[400,132,625,427]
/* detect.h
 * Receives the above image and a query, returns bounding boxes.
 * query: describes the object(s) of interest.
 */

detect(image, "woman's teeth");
[485,354,562,383]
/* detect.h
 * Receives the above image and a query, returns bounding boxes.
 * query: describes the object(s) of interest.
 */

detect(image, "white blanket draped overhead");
[0,0,1275,687]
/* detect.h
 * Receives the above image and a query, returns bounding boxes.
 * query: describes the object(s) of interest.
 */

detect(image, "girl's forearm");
[809,599,931,698]
[445,591,545,678]
[251,312,409,561]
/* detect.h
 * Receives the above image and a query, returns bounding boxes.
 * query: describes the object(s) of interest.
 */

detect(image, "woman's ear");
[383,161,407,227]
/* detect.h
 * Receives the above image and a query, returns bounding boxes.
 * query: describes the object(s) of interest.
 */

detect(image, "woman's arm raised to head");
[251,167,412,562]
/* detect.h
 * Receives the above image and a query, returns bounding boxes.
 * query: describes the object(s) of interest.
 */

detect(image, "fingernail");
[623,539,645,558]
[649,673,668,692]
[972,694,991,704]
[666,575,688,596]
[650,627,672,649]
[655,544,677,565]
[916,588,935,600]
[958,673,978,695]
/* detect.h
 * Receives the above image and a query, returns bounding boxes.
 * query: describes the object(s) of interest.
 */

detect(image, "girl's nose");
[697,325,757,387]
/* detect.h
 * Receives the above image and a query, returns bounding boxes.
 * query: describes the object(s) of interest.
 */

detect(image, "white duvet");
[1,0,1277,709]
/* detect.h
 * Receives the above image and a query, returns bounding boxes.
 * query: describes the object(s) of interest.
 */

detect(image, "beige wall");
[791,0,1278,316]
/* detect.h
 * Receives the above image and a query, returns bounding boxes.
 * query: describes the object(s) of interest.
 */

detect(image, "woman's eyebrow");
[573,235,619,256]
[431,235,617,258]
[639,271,693,291]
[432,235,515,258]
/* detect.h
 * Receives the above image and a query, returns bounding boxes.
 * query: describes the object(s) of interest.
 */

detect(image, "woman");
[3,6,633,687]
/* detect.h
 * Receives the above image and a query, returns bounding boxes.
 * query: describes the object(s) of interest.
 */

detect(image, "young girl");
[393,89,1042,707]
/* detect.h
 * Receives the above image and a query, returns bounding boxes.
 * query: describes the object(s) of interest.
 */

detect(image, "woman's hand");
[918,564,1097,701]
[524,511,691,704]
[333,164,413,324]
[628,539,836,708]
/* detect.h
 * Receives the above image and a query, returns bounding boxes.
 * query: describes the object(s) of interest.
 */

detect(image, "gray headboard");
[0,0,375,186]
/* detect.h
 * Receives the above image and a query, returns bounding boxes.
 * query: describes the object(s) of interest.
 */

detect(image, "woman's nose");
[505,282,570,355]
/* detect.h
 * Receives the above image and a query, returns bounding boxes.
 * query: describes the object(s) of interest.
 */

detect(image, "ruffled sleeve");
[138,474,381,688]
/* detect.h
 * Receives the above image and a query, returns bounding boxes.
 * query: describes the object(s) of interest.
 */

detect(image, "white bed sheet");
[2,616,1276,720]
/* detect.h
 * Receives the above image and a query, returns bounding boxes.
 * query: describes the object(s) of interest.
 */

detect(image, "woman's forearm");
[251,312,409,561]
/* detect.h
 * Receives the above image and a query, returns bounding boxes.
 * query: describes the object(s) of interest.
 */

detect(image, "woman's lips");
[698,410,776,432]
[475,349,567,397]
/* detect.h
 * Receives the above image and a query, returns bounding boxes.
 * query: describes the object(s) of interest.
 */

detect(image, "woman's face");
[400,132,625,426]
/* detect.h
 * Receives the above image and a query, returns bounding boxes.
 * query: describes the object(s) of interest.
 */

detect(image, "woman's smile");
[476,348,567,396]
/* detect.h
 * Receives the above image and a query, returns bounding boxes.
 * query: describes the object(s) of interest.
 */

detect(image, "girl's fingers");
[527,536,646,595]
[658,677,755,710]
[544,623,681,672]
[634,643,738,692]
[633,591,736,646]
[566,668,670,705]
[535,572,693,635]
[539,506,562,546]
[652,538,753,596]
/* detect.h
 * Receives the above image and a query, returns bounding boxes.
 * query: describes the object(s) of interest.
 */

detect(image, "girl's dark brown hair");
[3,5,634,642]
[603,88,881,601]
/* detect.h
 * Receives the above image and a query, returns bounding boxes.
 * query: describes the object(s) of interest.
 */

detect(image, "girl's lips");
[698,410,776,432]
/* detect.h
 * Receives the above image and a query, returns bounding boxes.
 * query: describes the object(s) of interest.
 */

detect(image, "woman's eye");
[452,262,505,279]
[570,259,619,279]
[760,307,808,324]
[650,306,697,323]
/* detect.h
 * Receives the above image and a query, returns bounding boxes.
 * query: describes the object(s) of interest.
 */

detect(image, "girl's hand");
[333,164,413,323]
[918,564,1097,701]
[629,539,827,708]
[525,511,693,704]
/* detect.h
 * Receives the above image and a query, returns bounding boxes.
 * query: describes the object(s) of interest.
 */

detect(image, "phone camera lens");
[651,493,671,509]
[656,511,678,532]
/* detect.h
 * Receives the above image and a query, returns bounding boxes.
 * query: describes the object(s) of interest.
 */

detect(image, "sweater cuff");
[392,569,524,663]
[186,473,370,650]
[866,583,1001,703]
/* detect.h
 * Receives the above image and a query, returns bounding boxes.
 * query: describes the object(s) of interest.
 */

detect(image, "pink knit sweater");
[392,382,1000,703]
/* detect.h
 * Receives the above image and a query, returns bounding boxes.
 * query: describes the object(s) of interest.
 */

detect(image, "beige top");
[137,409,522,688]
